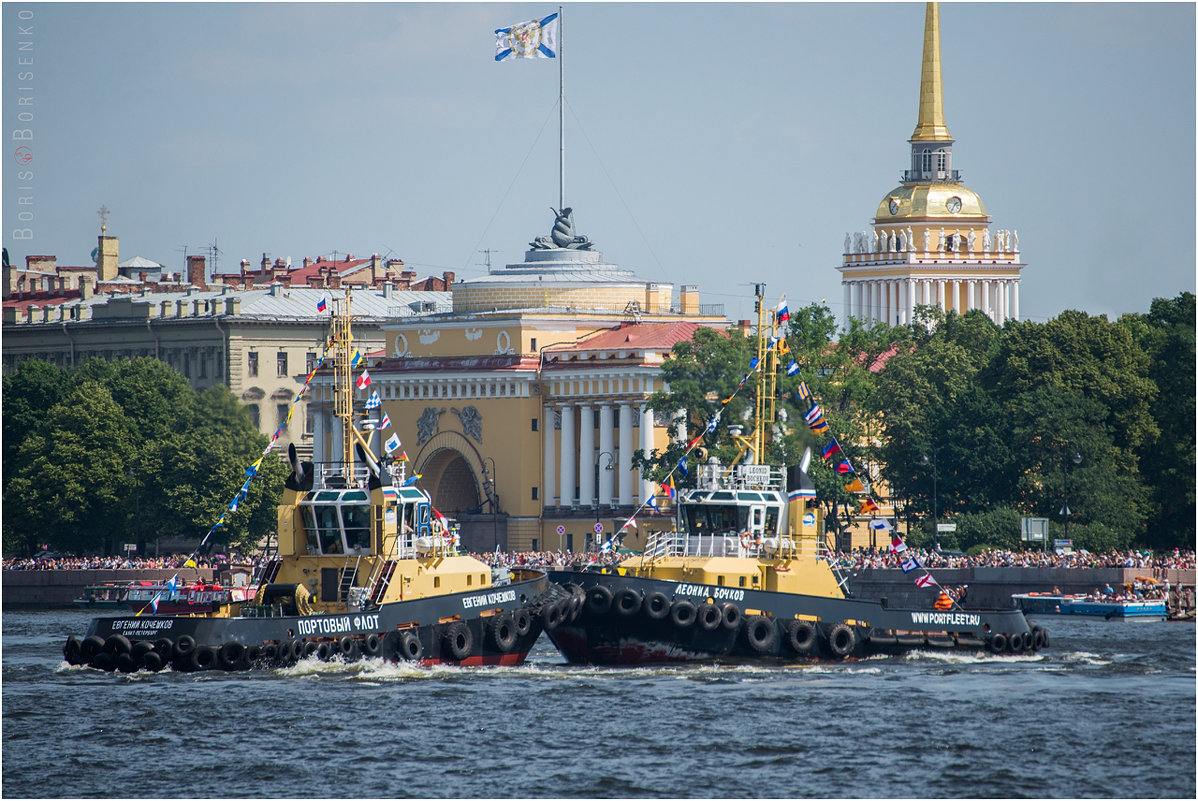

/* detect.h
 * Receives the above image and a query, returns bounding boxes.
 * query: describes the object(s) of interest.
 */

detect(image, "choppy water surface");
[3,610,1194,799]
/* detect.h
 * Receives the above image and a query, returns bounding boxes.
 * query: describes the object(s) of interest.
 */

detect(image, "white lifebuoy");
[740,532,754,549]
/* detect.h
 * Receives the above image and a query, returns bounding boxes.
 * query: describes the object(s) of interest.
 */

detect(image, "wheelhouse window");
[299,491,372,555]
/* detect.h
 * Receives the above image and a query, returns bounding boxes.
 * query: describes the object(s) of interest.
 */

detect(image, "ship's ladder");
[339,555,362,601]
[368,560,398,605]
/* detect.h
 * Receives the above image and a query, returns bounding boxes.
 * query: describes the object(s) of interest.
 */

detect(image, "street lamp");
[920,448,938,548]
[481,456,498,552]
[1060,445,1082,542]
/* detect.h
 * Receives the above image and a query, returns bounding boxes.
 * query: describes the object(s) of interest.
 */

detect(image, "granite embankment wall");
[846,566,1196,609]
[3,566,1194,610]
[3,569,217,609]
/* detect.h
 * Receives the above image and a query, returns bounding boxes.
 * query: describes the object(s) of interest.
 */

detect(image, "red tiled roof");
[547,321,707,353]
[2,292,78,310]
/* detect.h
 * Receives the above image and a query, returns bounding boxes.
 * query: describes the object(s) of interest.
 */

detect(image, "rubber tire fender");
[362,633,383,658]
[400,630,423,661]
[89,651,116,672]
[490,612,518,653]
[103,634,132,656]
[152,638,174,659]
[173,635,197,658]
[988,633,1007,654]
[514,608,533,637]
[338,636,355,656]
[585,584,614,616]
[1007,632,1025,653]
[80,635,105,660]
[697,603,722,632]
[116,653,139,673]
[644,591,671,621]
[745,615,777,652]
[670,599,697,628]
[139,651,164,672]
[720,603,741,631]
[190,645,218,671]
[544,600,565,631]
[444,622,473,661]
[219,641,248,671]
[569,584,586,621]
[826,623,856,659]
[316,641,333,661]
[614,588,643,617]
[131,641,155,660]
[63,636,83,665]
[302,640,319,658]
[786,620,818,655]
[1031,626,1047,651]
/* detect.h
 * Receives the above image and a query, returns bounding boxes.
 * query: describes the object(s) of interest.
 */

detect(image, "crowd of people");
[4,546,1193,575]
[825,547,1195,573]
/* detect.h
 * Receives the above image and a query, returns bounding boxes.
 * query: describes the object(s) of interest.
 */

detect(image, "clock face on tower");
[888,198,899,215]
[946,196,962,214]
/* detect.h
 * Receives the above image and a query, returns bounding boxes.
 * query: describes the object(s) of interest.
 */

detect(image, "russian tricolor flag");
[775,297,790,324]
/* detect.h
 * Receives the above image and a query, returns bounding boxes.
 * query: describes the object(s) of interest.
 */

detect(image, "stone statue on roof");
[531,207,594,250]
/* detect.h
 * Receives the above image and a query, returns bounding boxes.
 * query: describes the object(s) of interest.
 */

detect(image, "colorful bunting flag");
[678,455,689,477]
[901,556,920,574]
[869,518,893,531]
[350,350,363,368]
[859,498,879,514]
[778,339,790,356]
[797,382,812,403]
[915,574,939,588]
[385,433,402,454]
[890,534,907,553]
[380,411,391,430]
[836,460,853,474]
[786,360,799,376]
[365,390,381,409]
[403,473,423,486]
[705,411,721,433]
[821,439,842,459]
[844,477,866,494]
[662,476,676,500]
[646,495,659,511]
[356,370,372,390]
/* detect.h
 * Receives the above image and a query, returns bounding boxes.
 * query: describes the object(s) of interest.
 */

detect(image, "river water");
[3,609,1194,799]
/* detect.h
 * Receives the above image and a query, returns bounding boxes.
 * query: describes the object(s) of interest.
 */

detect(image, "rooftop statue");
[531,207,594,250]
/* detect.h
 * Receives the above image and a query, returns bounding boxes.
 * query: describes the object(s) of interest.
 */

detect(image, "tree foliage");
[2,358,281,556]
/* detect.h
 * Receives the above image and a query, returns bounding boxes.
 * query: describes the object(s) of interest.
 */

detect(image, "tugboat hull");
[65,570,551,672]
[545,570,1043,664]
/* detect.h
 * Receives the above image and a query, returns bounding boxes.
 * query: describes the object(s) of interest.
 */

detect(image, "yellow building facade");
[307,221,729,553]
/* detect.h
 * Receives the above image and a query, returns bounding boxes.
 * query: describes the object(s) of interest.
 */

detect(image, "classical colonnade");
[843,276,1019,325]
[543,401,655,510]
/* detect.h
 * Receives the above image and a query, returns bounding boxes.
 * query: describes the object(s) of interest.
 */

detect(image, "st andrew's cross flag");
[495,12,559,61]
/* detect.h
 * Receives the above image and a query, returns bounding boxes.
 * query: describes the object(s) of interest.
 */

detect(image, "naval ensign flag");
[495,12,559,61]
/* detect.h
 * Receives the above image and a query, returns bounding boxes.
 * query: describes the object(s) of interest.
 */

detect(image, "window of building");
[530,337,537,351]
[306,352,317,372]
[248,352,259,377]
[306,408,314,435]
[181,352,190,378]
[197,354,207,379]
[531,418,539,432]
[531,486,539,500]
[248,404,260,429]
[277,404,289,430]
[277,351,288,377]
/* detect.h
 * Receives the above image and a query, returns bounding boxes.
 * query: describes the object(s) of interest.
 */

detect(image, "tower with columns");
[838,2,1024,327]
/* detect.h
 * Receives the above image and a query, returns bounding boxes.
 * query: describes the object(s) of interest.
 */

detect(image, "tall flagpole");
[558,5,565,210]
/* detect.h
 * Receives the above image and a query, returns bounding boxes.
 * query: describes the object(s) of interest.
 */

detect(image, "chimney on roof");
[240,259,251,277]
[345,253,353,263]
[680,285,699,315]
[80,275,93,300]
[371,253,381,283]
[97,234,119,282]
[260,253,270,274]
[442,270,455,288]
[383,282,393,299]
[329,272,341,290]
[303,257,312,269]
[187,255,206,288]
[739,319,752,337]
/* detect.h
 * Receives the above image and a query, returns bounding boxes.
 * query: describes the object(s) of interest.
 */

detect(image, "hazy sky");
[4,2,1194,324]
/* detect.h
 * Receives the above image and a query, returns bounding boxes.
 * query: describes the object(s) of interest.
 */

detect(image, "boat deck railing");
[696,464,786,492]
[312,462,372,491]
[643,531,809,562]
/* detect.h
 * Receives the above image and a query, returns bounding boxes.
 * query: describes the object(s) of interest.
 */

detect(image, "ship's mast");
[750,283,778,464]
[332,288,356,469]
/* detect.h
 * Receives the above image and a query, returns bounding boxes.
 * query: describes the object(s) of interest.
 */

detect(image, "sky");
[3,2,1194,325]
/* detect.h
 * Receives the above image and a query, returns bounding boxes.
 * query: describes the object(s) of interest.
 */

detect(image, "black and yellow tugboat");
[64,293,552,674]
[544,288,1046,665]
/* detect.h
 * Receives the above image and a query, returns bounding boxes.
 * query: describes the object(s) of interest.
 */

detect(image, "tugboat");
[63,292,553,673]
[543,287,1046,664]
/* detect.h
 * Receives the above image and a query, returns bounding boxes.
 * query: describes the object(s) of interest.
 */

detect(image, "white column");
[639,405,655,504]
[905,278,914,323]
[951,279,960,314]
[854,281,864,321]
[967,280,976,312]
[843,282,851,323]
[1012,281,1020,321]
[870,281,880,323]
[578,404,595,509]
[598,403,615,508]
[937,280,946,312]
[618,402,634,506]
[998,280,1009,322]
[559,404,575,508]
[313,407,326,464]
[543,404,556,507]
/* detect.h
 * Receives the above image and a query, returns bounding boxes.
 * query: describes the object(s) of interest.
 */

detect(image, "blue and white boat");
[1012,593,1166,621]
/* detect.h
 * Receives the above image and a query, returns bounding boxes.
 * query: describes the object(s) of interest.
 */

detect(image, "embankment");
[3,569,217,609]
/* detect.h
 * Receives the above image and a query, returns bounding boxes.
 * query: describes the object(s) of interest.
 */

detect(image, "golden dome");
[874,183,987,223]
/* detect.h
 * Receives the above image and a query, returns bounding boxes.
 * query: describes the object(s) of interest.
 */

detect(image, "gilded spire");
[910,2,952,142]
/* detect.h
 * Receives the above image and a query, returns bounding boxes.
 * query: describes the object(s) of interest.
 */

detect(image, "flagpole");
[558,5,565,210]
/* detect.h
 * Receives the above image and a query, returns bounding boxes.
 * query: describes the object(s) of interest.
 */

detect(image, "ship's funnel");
[284,442,314,492]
